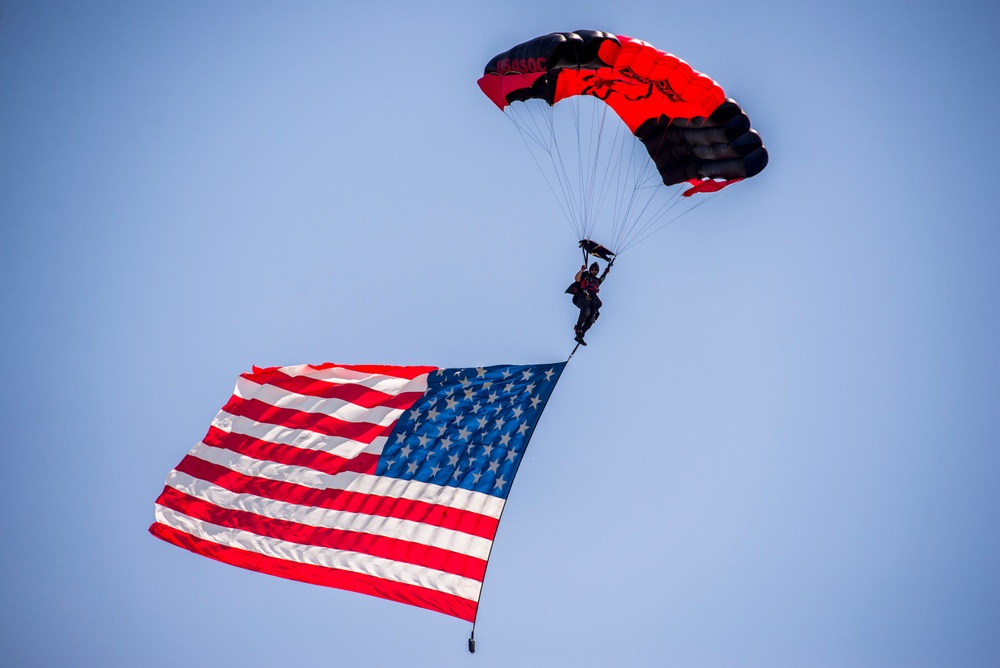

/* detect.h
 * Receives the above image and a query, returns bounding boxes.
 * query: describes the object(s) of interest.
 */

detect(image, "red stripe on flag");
[173,456,501,540]
[148,522,477,621]
[245,368,426,407]
[203,426,380,477]
[155,487,488,581]
[221,396,394,443]
[249,364,438,381]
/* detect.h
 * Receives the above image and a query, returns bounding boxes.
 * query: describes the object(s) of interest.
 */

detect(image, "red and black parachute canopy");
[478,30,768,196]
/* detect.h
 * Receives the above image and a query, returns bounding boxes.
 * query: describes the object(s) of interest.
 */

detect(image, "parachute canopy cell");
[478,30,768,193]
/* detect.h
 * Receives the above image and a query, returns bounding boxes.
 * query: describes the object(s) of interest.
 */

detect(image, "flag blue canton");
[376,362,566,499]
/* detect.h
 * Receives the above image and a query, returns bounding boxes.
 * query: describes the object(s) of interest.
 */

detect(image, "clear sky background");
[2,1,998,666]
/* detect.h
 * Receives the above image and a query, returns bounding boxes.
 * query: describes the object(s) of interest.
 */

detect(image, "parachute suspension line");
[617,174,685,249]
[615,186,688,254]
[534,103,572,222]
[608,119,636,252]
[561,96,628,246]
[507,96,725,256]
[607,115,739,253]
[618,190,724,254]
[567,100,585,237]
[591,103,628,250]
[505,96,551,152]
[610,126,648,252]
[504,105,579,240]
[607,125,627,252]
[568,98,593,240]
[574,102,588,240]
[546,102,590,240]
[566,96,645,254]
[582,108,685,254]
[561,98,608,243]
[583,99,611,244]
[611,130,628,250]
[586,99,648,254]
[629,139,675,246]
[603,138,644,251]
[594,109,625,249]
[576,102,591,240]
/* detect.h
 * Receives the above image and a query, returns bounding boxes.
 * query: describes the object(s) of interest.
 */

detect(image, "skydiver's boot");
[574,326,587,346]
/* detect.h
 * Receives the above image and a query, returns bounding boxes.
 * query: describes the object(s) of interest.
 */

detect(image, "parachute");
[478,30,768,255]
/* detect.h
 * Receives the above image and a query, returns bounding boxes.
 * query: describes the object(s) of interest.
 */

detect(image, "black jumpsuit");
[574,271,603,335]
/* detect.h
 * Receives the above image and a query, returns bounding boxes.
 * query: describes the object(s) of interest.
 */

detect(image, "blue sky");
[2,1,998,666]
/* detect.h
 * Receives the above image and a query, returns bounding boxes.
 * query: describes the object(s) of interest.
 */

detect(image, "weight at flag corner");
[150,360,566,622]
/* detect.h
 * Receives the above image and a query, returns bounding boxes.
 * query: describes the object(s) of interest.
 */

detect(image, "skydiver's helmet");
[589,262,600,274]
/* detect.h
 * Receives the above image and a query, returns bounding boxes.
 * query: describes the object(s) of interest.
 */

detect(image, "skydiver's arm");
[575,265,586,282]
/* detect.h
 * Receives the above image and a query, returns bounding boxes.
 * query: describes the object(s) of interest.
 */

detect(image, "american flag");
[150,361,565,622]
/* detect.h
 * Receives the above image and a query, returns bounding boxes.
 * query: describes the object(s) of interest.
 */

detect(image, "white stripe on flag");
[186,443,506,518]
[211,411,388,459]
[167,470,493,559]
[234,377,409,426]
[154,505,483,601]
[274,365,431,394]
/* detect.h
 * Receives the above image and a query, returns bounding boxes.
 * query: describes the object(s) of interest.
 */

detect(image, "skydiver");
[570,260,610,345]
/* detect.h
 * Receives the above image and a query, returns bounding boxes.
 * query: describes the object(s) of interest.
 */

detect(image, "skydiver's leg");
[576,302,592,330]
[574,302,591,343]
[581,308,600,334]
